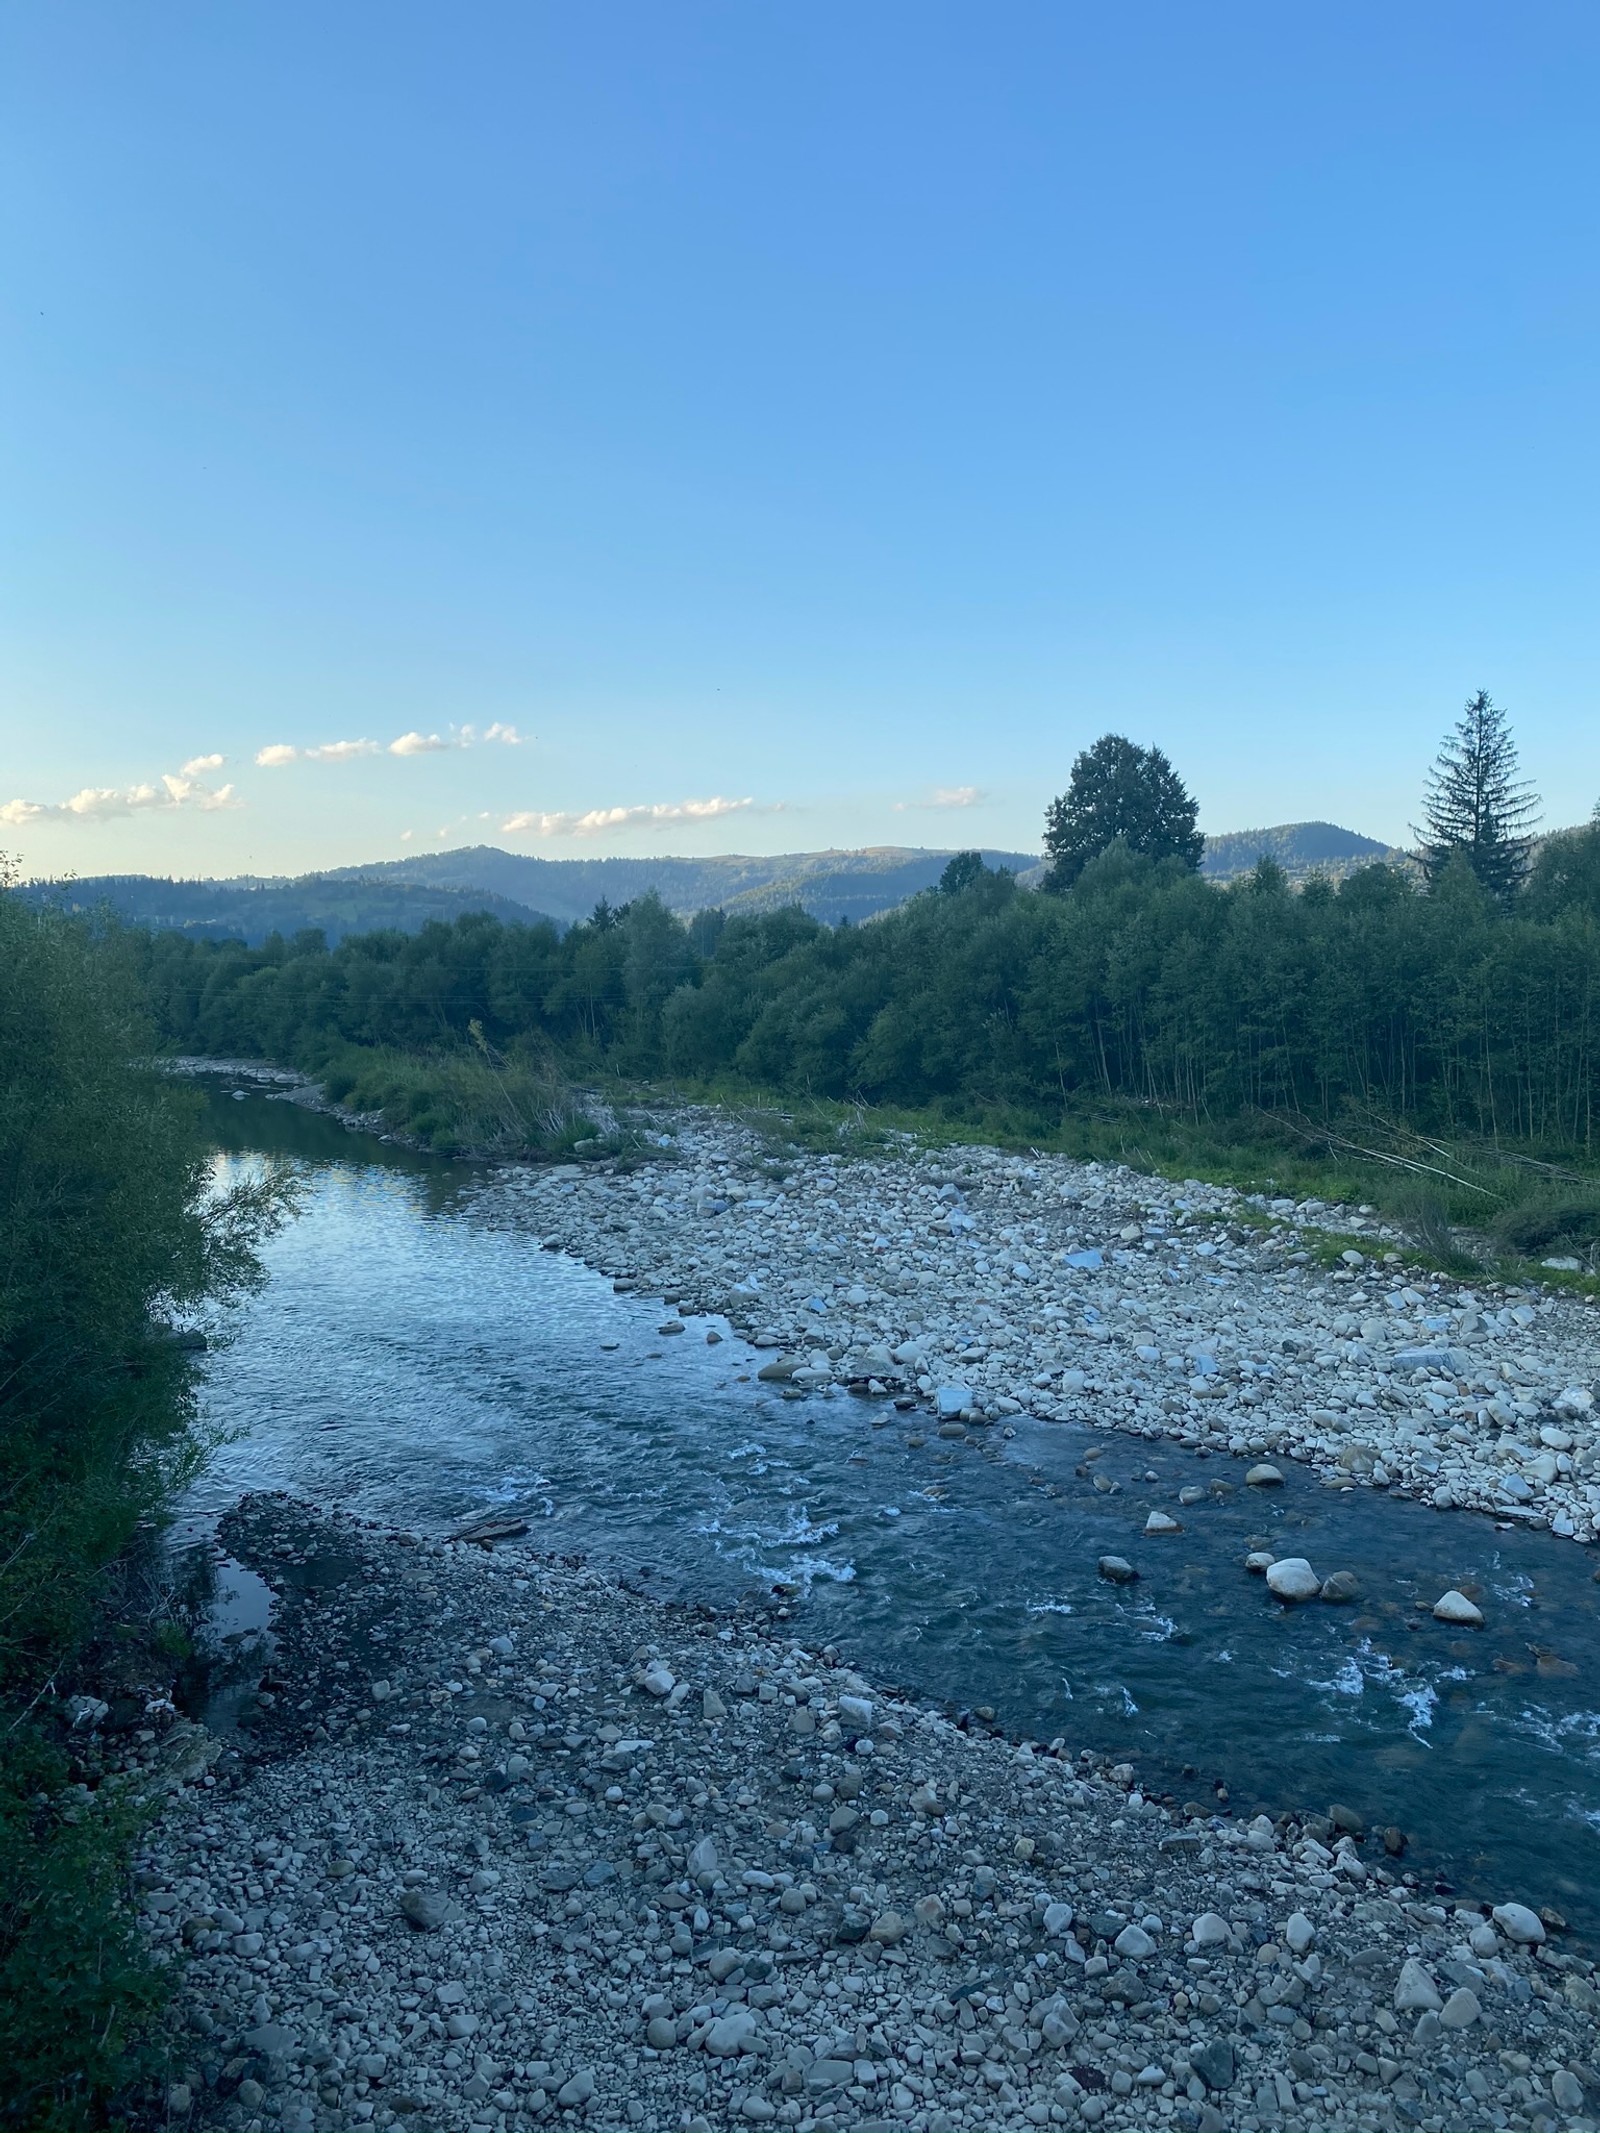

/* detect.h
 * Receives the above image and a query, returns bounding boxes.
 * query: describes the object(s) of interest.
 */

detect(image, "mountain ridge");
[18,821,1413,943]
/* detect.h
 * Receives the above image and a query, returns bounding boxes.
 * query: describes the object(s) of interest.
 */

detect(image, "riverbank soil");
[139,1497,1599,2133]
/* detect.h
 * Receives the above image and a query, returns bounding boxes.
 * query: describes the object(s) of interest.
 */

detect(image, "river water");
[190,1092,1600,1933]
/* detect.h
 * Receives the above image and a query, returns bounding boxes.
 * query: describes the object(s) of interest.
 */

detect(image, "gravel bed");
[138,1497,1600,2133]
[487,1109,1600,1543]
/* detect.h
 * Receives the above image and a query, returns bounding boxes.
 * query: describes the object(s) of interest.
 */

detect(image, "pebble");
[1440,1985,1482,2027]
[397,1886,454,1930]
[1143,1510,1182,1534]
[1394,1956,1443,2011]
[1097,1554,1138,1582]
[487,1108,1600,1547]
[1433,1589,1485,1626]
[1189,2039,1236,2092]
[134,1446,1600,2133]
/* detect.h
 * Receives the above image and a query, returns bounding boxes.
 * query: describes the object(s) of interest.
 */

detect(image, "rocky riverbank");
[485,1107,1600,1544]
[139,1497,1599,2133]
[177,1060,1600,1540]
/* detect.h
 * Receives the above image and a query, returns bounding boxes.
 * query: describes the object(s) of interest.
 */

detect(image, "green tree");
[937,851,989,895]
[1417,689,1540,902]
[1523,815,1600,923]
[0,884,287,2123]
[1042,735,1203,892]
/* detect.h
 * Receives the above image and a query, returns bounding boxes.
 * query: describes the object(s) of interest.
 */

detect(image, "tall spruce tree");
[1417,690,1540,901]
[1042,734,1203,891]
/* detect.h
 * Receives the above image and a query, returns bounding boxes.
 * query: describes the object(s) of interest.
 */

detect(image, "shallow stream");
[186,1093,1600,1932]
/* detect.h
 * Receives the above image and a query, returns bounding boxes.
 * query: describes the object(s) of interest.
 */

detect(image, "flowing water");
[187,1092,1600,1932]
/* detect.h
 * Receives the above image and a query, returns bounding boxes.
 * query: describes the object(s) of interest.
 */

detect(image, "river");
[187,1089,1600,1935]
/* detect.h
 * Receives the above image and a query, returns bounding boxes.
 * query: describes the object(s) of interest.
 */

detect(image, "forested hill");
[1200,821,1404,882]
[32,827,1405,945]
[138,822,1600,1158]
[17,873,557,946]
[318,844,1044,926]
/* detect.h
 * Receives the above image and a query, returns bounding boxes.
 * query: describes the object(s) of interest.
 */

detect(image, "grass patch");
[317,1034,600,1158]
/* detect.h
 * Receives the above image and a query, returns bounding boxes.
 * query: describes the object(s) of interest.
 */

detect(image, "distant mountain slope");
[16,873,558,946]
[1202,821,1405,882]
[324,845,1042,926]
[18,826,1419,946]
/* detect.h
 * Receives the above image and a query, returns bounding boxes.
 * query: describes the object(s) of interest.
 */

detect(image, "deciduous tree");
[1042,735,1203,891]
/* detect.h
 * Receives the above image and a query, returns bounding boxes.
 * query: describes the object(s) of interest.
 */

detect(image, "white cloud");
[255,724,524,768]
[894,785,987,811]
[306,738,380,762]
[456,722,523,747]
[181,752,226,775]
[0,770,237,825]
[502,794,756,838]
[255,738,380,766]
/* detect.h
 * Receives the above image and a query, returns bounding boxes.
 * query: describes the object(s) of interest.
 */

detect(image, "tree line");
[123,693,1600,1153]
[137,817,1600,1158]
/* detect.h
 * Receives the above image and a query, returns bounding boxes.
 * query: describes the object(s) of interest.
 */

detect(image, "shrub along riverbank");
[135,829,1600,1266]
[0,884,283,2126]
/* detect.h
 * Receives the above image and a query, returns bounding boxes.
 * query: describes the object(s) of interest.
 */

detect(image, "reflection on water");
[193,1091,1600,1931]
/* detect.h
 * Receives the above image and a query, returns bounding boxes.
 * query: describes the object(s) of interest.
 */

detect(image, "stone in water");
[1265,1557,1320,1601]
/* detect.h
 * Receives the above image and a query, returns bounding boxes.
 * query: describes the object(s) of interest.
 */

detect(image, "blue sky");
[3,2,1598,878]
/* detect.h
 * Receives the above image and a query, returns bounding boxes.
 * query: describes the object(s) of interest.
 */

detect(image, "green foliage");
[0,897,283,1681]
[17,870,557,945]
[0,1748,170,2130]
[1042,733,1203,891]
[1417,689,1540,901]
[937,851,990,896]
[325,1040,591,1155]
[137,846,1600,1171]
[0,887,285,2123]
[1523,818,1600,922]
[1491,1198,1600,1263]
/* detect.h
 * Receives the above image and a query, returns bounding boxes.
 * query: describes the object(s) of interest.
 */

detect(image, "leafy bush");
[0,886,284,2122]
[1492,1199,1600,1258]
[0,1745,169,2130]
[320,1038,592,1156]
